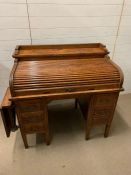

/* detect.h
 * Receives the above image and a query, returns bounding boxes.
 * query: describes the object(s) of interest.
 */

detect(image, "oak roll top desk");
[0,43,124,148]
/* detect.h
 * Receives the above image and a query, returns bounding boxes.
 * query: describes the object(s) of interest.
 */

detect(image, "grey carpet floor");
[0,94,131,175]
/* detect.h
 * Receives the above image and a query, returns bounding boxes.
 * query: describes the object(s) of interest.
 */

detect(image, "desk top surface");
[12,43,108,59]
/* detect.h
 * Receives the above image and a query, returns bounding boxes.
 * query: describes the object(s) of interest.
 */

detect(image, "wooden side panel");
[88,93,119,124]
[16,99,47,134]
[0,88,17,137]
[15,98,50,148]
[82,92,119,139]
[1,108,12,137]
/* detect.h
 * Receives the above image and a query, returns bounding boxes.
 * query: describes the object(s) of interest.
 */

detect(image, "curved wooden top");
[10,58,123,97]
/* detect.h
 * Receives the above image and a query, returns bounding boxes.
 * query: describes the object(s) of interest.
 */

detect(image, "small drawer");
[23,123,45,134]
[92,109,112,125]
[17,99,42,112]
[94,93,118,107]
[20,111,44,124]
[93,109,112,119]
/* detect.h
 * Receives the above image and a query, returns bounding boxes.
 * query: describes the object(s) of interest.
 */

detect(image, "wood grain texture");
[0,87,11,108]
[12,43,109,60]
[1,43,124,148]
[11,58,122,97]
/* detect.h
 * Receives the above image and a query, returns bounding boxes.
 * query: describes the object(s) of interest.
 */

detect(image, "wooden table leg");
[45,131,50,145]
[85,123,92,140]
[75,99,78,109]
[21,132,28,149]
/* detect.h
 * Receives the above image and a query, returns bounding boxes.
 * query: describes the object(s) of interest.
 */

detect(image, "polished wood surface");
[0,43,124,148]
[1,87,11,108]
[13,43,109,60]
[15,98,50,148]
[77,92,119,139]
[11,58,122,97]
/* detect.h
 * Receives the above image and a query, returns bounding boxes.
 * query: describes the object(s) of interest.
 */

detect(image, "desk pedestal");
[15,98,50,148]
[78,92,119,140]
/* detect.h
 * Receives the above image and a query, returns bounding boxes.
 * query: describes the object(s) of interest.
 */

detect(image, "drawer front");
[93,109,112,124]
[16,99,48,134]
[23,123,45,134]
[94,93,118,107]
[17,99,42,112]
[21,111,44,124]
[93,109,112,119]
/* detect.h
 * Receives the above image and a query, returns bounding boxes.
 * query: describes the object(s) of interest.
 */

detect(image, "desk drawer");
[16,99,48,134]
[93,109,112,124]
[23,123,45,134]
[94,93,118,107]
[17,99,42,112]
[21,111,44,124]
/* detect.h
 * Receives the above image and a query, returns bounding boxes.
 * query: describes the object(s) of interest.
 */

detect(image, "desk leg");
[85,110,93,140]
[85,95,94,140]
[45,132,50,145]
[75,99,78,109]
[85,123,92,140]
[104,124,110,137]
[43,103,50,145]
[21,132,28,149]
[10,107,18,132]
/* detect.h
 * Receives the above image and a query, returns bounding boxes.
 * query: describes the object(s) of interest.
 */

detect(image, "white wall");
[0,0,31,101]
[0,0,130,101]
[113,0,131,93]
